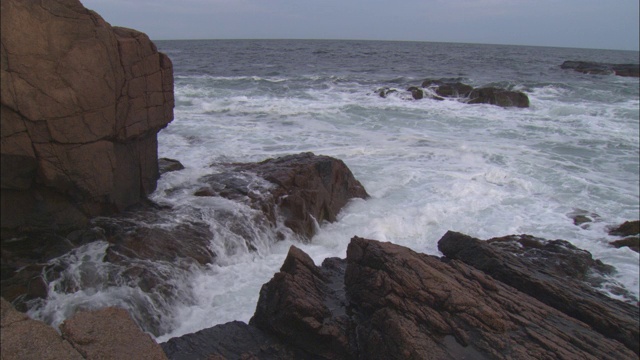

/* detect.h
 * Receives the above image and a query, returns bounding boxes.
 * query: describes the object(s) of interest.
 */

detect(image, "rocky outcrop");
[1,297,167,359]
[1,0,174,237]
[196,152,369,239]
[561,61,640,77]
[163,235,638,359]
[439,231,639,354]
[379,78,530,108]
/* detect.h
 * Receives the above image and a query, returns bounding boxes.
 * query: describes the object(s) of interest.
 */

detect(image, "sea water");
[27,40,639,341]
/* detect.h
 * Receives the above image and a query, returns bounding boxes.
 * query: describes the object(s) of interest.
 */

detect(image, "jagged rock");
[198,153,369,239]
[159,158,185,175]
[407,86,425,100]
[438,231,639,355]
[60,306,168,360]
[170,236,636,359]
[467,87,530,108]
[610,237,640,252]
[561,61,640,77]
[1,0,174,237]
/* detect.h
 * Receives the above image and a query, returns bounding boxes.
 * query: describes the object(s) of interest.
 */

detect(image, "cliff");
[1,0,174,238]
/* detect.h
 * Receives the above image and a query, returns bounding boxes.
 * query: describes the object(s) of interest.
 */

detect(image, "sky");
[80,0,640,51]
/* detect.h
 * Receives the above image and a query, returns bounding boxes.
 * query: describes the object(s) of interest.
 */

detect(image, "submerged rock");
[467,87,530,108]
[164,235,638,359]
[608,220,640,253]
[561,61,640,77]
[422,78,474,97]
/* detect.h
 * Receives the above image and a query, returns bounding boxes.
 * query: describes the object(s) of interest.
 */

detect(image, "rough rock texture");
[421,79,474,97]
[166,236,637,359]
[197,152,369,239]
[1,297,83,360]
[438,231,639,355]
[2,297,168,359]
[561,61,640,77]
[1,0,174,237]
[60,306,168,359]
[158,158,185,175]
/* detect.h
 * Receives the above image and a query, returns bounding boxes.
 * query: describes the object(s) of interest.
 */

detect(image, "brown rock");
[438,231,639,355]
[1,297,84,360]
[1,0,174,236]
[238,237,637,359]
[203,152,369,239]
[610,237,640,252]
[60,306,168,359]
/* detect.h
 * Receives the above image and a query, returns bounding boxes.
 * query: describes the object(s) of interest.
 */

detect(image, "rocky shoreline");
[1,0,639,359]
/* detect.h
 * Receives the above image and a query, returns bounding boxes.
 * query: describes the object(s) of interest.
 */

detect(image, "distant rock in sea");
[561,61,640,77]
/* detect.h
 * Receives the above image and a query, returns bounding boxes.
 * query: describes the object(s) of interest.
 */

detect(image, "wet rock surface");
[608,220,640,253]
[561,61,640,77]
[164,235,638,359]
[197,152,369,240]
[378,78,530,108]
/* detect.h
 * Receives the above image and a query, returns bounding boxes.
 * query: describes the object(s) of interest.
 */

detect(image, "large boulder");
[1,0,174,237]
[165,236,637,359]
[197,152,369,240]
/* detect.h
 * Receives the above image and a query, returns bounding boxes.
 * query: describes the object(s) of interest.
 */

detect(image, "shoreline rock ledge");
[162,233,638,360]
[1,0,174,238]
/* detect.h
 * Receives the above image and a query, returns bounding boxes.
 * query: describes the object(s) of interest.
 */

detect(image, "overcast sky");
[81,0,639,51]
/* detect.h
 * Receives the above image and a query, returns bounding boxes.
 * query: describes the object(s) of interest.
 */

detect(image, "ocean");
[27,40,639,342]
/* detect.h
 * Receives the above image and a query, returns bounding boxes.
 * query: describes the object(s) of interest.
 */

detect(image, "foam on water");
[26,41,639,341]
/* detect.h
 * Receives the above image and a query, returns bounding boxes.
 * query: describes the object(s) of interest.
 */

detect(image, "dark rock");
[162,320,316,360]
[561,61,640,77]
[163,235,639,359]
[407,86,425,100]
[203,152,369,240]
[421,78,474,97]
[467,87,530,108]
[609,220,640,237]
[610,237,640,252]
[438,231,639,354]
[230,236,636,359]
[376,87,397,98]
[159,158,185,174]
[250,247,352,359]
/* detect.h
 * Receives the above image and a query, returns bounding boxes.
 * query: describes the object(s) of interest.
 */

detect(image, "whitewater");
[27,40,639,342]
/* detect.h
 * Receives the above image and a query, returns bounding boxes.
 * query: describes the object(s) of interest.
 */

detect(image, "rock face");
[1,297,167,360]
[561,61,640,77]
[1,0,174,237]
[467,87,530,107]
[164,235,638,359]
[197,152,369,239]
[608,220,640,252]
